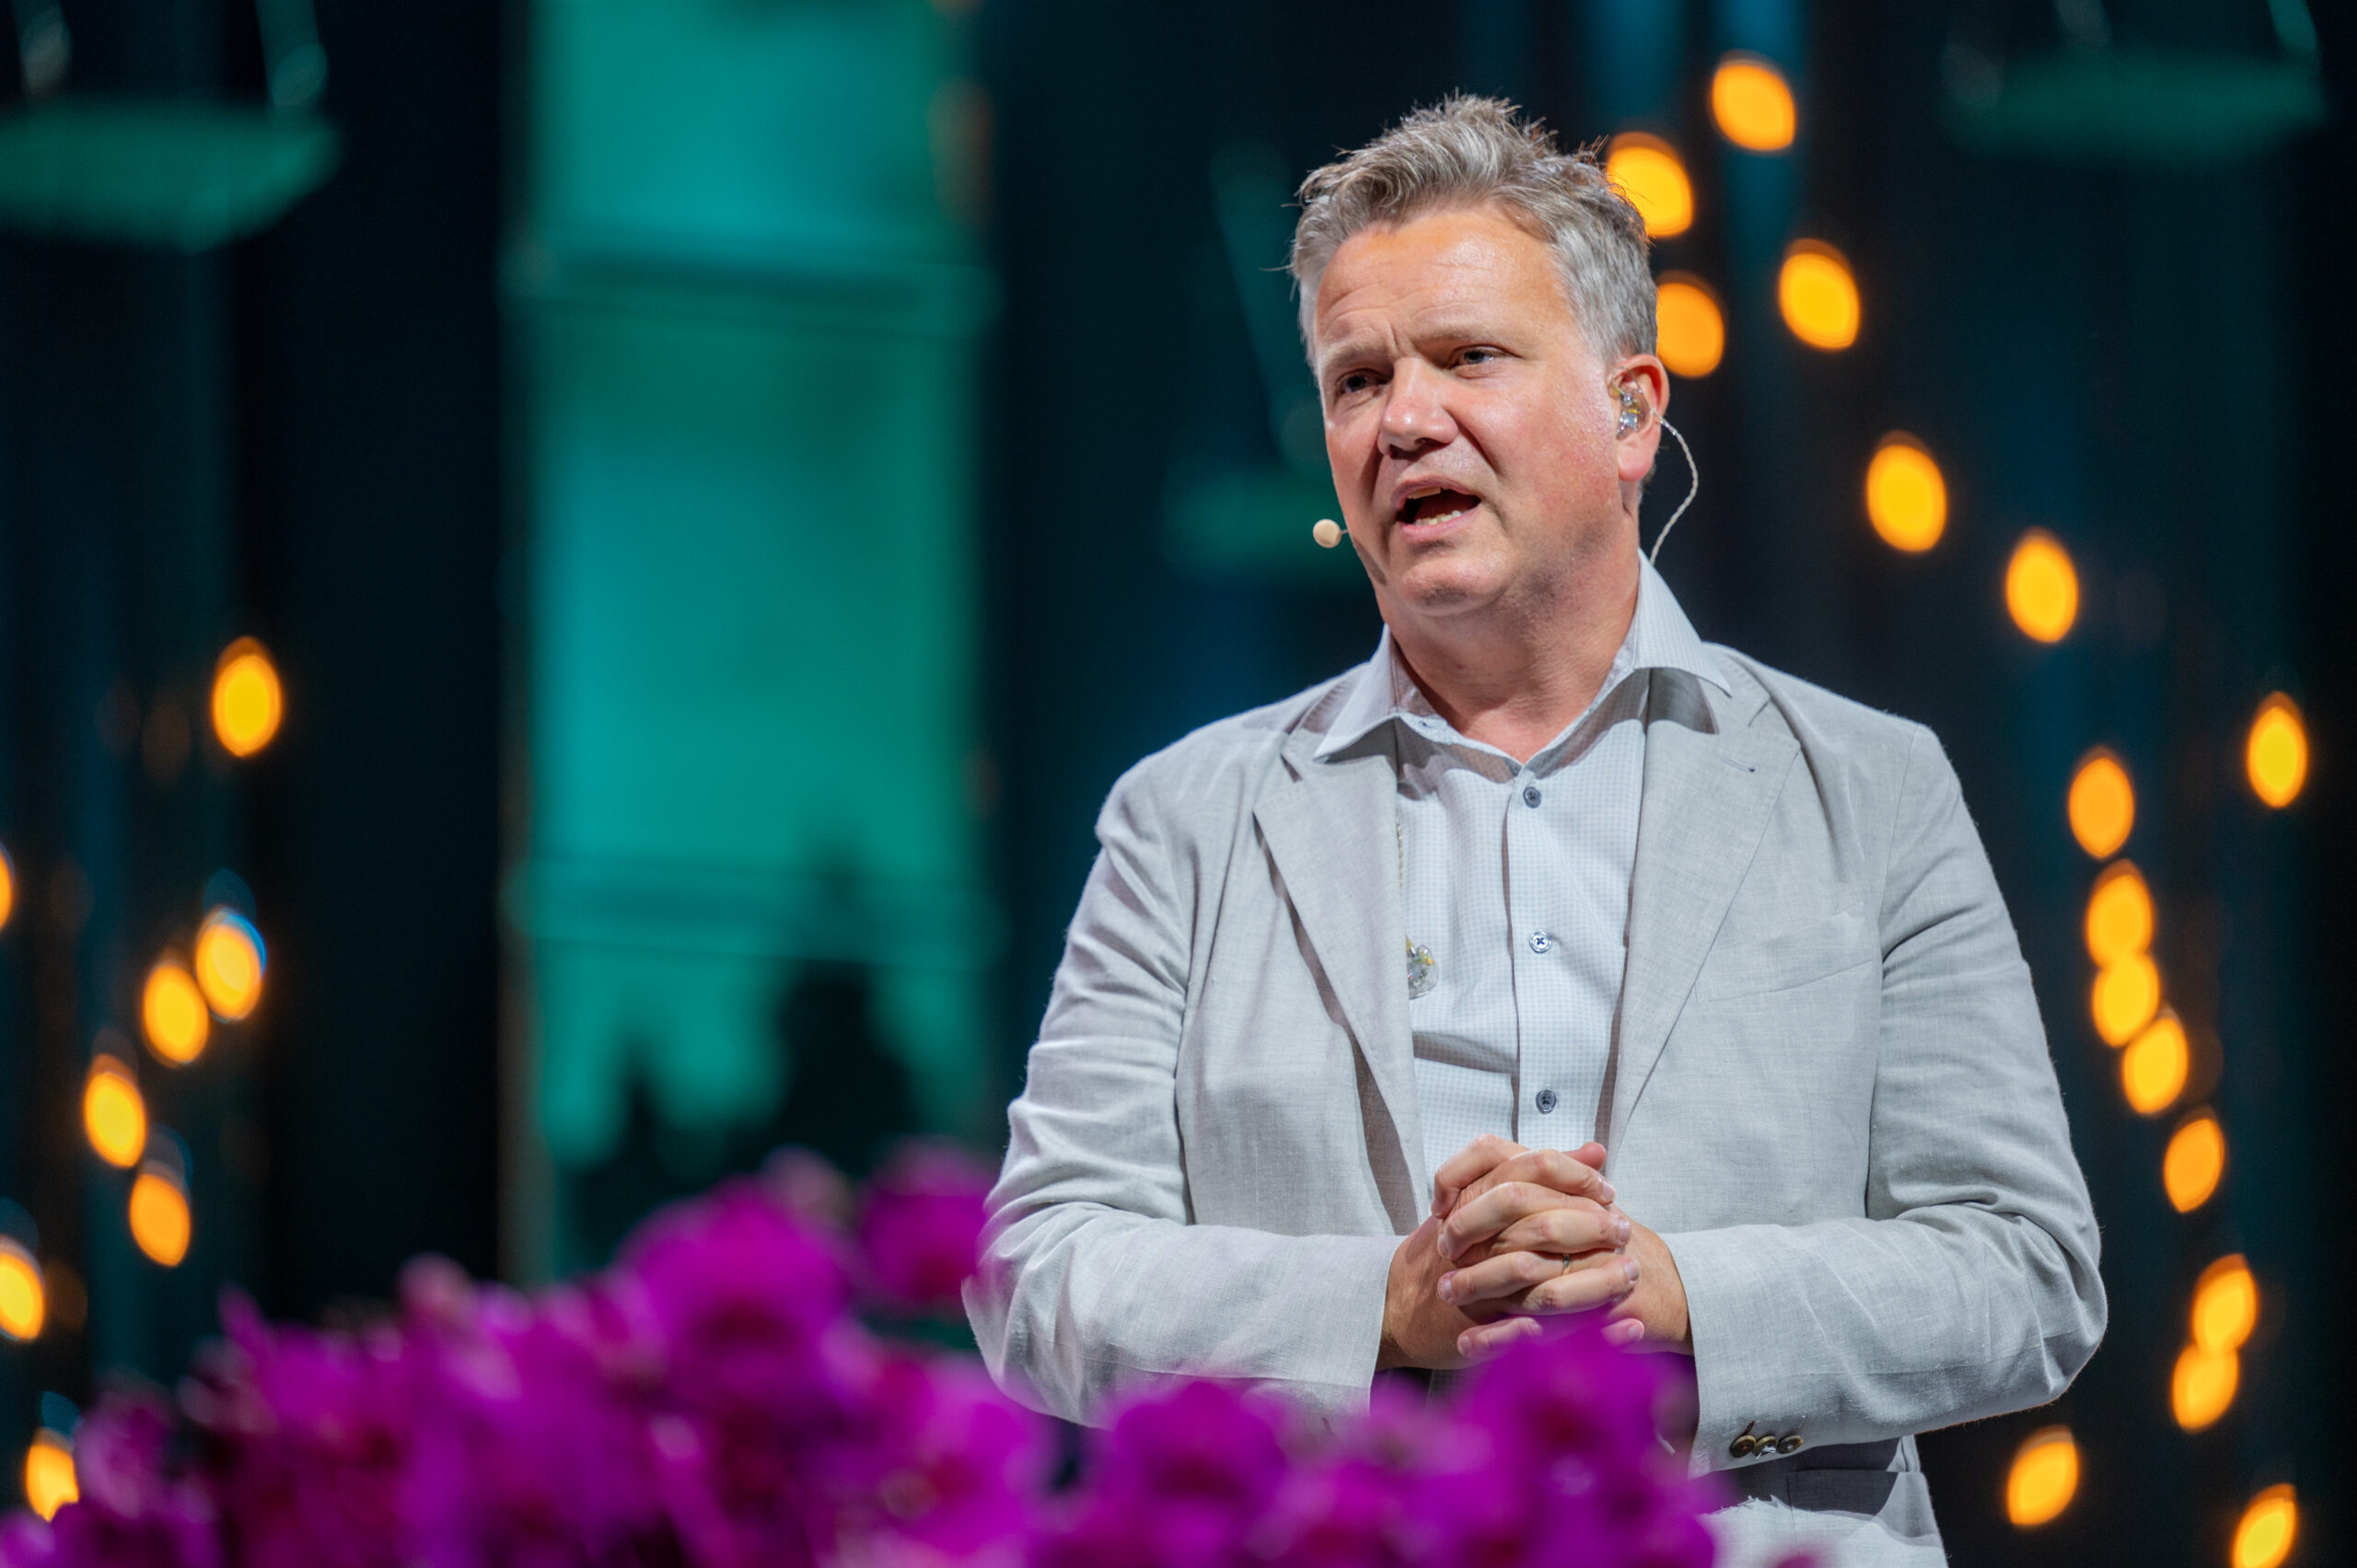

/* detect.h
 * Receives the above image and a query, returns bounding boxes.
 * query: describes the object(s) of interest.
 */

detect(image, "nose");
[1378,359,1457,457]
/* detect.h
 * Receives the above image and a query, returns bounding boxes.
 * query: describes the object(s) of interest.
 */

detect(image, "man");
[968,98,2105,1564]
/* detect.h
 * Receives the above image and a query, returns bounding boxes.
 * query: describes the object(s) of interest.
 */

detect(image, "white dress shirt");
[1313,558,1731,1179]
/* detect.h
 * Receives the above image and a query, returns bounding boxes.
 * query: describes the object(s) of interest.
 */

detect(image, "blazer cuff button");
[1777,1434,1804,1455]
[1729,1430,1759,1458]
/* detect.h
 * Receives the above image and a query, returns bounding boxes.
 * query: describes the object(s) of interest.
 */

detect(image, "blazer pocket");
[1692,906,1872,1002]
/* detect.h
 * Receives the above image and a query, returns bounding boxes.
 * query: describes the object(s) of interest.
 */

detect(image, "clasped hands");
[1377,1135,1690,1370]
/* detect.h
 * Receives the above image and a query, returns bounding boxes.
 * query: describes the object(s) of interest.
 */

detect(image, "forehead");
[1312,203,1574,356]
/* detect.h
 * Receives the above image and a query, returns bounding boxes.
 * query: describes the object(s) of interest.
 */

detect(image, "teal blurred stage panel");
[0,99,338,250]
[512,0,993,1275]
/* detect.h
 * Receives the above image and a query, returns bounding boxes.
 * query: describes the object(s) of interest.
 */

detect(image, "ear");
[1609,354,1670,485]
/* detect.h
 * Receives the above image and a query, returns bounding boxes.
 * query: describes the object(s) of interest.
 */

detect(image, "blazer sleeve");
[1663,725,2108,1469]
[963,759,1397,1426]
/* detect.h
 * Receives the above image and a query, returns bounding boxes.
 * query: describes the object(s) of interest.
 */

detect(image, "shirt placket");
[1504,756,1566,1144]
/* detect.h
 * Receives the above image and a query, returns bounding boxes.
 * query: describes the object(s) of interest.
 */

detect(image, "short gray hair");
[1289,96,1655,367]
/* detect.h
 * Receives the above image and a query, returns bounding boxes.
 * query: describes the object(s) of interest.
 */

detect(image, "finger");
[1513,1253,1641,1316]
[1604,1318,1645,1347]
[1440,1179,1594,1260]
[1453,1144,1615,1214]
[1431,1134,1528,1218]
[1456,1315,1543,1361]
[1490,1202,1628,1258]
[1438,1247,1597,1307]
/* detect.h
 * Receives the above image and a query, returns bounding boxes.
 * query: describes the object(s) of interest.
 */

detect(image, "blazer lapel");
[1254,734,1424,1224]
[1607,691,1800,1145]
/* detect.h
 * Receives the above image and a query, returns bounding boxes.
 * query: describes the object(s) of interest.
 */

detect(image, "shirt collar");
[1314,555,1728,761]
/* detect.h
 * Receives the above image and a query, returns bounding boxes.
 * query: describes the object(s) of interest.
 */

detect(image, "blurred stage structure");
[504,0,996,1277]
[0,1,2346,1565]
[0,0,505,1497]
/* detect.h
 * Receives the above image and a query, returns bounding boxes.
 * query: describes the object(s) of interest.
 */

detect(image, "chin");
[1390,561,1510,617]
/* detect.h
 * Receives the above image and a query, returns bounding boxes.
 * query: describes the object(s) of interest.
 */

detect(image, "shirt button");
[1535,1087,1559,1114]
[1528,930,1551,954]
[1522,785,1541,807]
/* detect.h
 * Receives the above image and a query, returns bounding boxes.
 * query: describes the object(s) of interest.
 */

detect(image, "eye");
[1457,345,1505,367]
[1333,368,1380,398]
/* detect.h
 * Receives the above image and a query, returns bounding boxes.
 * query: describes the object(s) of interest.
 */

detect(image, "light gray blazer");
[970,648,2106,1562]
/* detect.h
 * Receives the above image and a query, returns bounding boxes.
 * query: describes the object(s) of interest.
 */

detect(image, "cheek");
[1326,418,1382,514]
[1489,402,1617,507]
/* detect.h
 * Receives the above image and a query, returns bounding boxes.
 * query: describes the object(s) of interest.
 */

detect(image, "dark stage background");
[0,1,2349,1563]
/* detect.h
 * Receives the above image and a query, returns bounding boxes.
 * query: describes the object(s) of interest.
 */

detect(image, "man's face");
[1313,204,1650,627]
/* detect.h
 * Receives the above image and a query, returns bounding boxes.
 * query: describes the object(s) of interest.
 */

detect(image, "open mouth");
[1396,487,1480,527]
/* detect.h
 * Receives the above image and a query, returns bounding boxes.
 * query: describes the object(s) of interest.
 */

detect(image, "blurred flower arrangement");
[0,1143,1723,1568]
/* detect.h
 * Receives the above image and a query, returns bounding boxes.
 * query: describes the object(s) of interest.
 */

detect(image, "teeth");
[1409,507,1469,526]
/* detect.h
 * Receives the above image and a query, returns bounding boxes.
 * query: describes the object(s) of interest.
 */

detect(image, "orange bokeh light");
[2003,1426,2078,1527]
[142,958,209,1065]
[83,1056,146,1168]
[2006,529,2079,643]
[23,1433,74,1521]
[2233,1486,2298,1568]
[1606,134,1693,238]
[211,637,284,758]
[1655,273,1724,377]
[2084,861,2154,967]
[2192,1254,2258,1355]
[1778,240,1859,350]
[2067,749,2133,858]
[2120,1008,2189,1114]
[129,1167,192,1267]
[2091,956,2161,1048]
[2163,1112,2224,1213]
[1864,435,1946,552]
[1712,54,1798,151]
[0,1240,43,1342]
[2245,693,2306,808]
[194,908,266,1021]
[2172,1342,2238,1431]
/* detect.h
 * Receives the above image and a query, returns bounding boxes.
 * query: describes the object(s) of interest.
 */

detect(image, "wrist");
[1632,1223,1693,1352]
[1378,1232,1411,1369]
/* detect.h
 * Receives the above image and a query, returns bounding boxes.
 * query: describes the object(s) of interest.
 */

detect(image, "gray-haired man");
[968,98,2105,1565]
